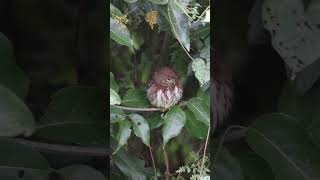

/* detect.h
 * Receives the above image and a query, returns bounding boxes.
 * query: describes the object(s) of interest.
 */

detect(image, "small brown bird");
[147,67,183,111]
[212,54,233,126]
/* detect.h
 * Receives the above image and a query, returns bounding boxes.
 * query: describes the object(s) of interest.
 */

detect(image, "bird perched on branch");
[147,67,183,111]
[212,54,233,126]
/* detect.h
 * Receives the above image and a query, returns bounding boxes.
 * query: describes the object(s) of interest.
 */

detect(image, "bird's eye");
[167,78,170,81]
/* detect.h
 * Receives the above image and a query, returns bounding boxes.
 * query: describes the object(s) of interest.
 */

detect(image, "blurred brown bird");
[147,67,183,111]
[212,54,233,126]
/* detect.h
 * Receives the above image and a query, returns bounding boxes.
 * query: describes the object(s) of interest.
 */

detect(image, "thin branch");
[199,125,210,177]
[114,101,188,112]
[9,138,109,158]
[149,148,157,178]
[163,146,171,180]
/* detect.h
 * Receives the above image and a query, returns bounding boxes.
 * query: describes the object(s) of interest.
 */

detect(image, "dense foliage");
[109,0,210,179]
[0,1,107,179]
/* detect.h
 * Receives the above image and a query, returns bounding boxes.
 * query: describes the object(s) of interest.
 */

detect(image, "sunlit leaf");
[110,88,121,105]
[192,58,210,89]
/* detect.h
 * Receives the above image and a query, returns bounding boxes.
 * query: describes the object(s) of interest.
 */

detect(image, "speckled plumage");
[147,67,183,110]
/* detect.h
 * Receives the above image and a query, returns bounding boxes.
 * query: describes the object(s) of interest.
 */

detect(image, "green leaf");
[110,105,126,123]
[147,0,168,5]
[234,150,275,180]
[110,72,119,93]
[187,97,209,126]
[110,88,121,105]
[121,89,149,107]
[110,17,134,49]
[128,114,150,147]
[190,24,210,39]
[185,109,207,139]
[58,165,106,180]
[168,0,190,51]
[162,106,186,146]
[0,32,29,99]
[36,123,107,146]
[200,45,210,62]
[0,85,35,137]
[213,147,244,180]
[36,86,106,145]
[192,58,210,88]
[110,3,123,16]
[147,112,164,129]
[262,0,320,82]
[114,120,132,154]
[112,147,152,180]
[0,139,50,180]
[246,113,320,180]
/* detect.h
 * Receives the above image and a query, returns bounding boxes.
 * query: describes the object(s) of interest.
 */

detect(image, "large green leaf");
[0,85,35,137]
[0,32,29,98]
[278,83,320,146]
[110,88,121,105]
[162,106,186,146]
[262,0,320,84]
[110,17,133,49]
[121,89,149,108]
[246,113,320,180]
[212,147,244,180]
[58,165,106,180]
[147,112,164,129]
[0,139,50,180]
[187,97,209,126]
[129,114,150,147]
[234,150,275,180]
[114,120,132,154]
[167,0,190,51]
[112,147,152,180]
[36,86,106,145]
[110,105,126,124]
[110,72,119,93]
[192,58,210,89]
[185,109,207,139]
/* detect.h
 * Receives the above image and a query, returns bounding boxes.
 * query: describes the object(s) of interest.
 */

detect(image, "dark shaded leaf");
[0,85,35,137]
[246,113,320,180]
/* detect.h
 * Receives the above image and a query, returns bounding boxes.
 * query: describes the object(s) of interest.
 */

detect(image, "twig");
[9,138,109,157]
[114,105,161,112]
[114,101,188,112]
[149,148,157,178]
[199,125,210,177]
[162,146,171,180]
